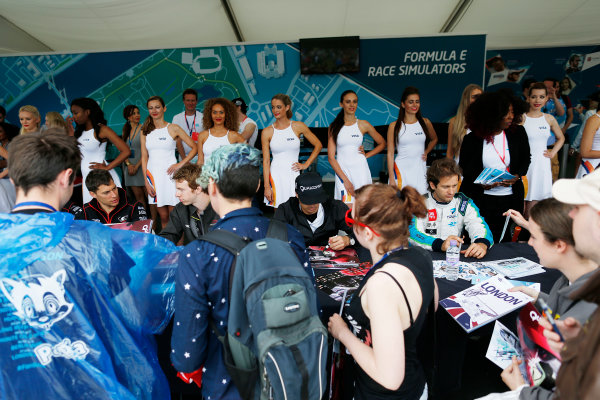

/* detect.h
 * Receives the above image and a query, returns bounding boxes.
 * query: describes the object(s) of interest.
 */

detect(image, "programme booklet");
[440,274,534,333]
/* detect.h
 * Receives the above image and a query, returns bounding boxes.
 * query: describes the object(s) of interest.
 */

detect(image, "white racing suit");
[409,192,494,252]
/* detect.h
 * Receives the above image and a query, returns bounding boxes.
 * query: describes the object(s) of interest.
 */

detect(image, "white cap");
[552,169,600,211]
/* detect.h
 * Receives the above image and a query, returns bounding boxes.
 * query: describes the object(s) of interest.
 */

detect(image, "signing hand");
[328,235,350,251]
[501,356,525,390]
[441,235,464,251]
[462,242,487,259]
[328,313,350,341]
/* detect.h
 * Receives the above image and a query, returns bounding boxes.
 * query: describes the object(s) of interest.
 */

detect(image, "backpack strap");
[201,229,250,255]
[266,218,288,241]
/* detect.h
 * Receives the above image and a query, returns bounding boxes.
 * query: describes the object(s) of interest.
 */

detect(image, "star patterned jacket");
[170,207,311,399]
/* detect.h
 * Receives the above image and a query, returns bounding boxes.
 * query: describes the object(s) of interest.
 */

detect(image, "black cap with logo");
[295,172,328,205]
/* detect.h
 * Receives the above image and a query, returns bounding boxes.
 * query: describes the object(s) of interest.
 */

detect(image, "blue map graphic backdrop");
[0,34,486,179]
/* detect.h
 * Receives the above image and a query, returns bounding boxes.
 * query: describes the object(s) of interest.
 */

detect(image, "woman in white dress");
[328,90,386,204]
[576,112,600,173]
[71,97,130,203]
[195,98,245,166]
[446,84,482,162]
[141,96,198,230]
[387,87,438,194]
[262,93,322,208]
[521,82,564,217]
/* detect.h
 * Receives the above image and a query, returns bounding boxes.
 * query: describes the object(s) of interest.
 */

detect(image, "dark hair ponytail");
[71,97,107,142]
[328,90,357,144]
[392,87,430,148]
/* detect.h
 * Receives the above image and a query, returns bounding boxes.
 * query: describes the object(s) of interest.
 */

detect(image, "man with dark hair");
[77,169,147,224]
[159,163,218,244]
[521,78,536,100]
[274,172,356,250]
[232,97,258,147]
[409,157,493,258]
[0,132,177,398]
[172,88,203,163]
[171,144,310,399]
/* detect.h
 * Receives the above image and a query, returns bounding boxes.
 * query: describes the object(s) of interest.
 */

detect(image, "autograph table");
[315,242,562,397]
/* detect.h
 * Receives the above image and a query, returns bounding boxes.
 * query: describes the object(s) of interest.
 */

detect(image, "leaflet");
[440,274,534,333]
[474,168,516,184]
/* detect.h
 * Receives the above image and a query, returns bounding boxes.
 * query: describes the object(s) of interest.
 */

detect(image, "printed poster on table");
[440,274,533,333]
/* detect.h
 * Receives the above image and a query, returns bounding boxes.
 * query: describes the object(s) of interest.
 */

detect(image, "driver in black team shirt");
[76,169,147,224]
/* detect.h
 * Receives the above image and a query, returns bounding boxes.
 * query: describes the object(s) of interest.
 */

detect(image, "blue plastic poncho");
[0,212,179,400]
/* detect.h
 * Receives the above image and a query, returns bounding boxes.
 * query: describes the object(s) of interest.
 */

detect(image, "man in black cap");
[232,97,258,147]
[274,172,355,250]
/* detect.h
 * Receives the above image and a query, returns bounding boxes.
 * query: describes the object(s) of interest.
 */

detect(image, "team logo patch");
[428,209,437,221]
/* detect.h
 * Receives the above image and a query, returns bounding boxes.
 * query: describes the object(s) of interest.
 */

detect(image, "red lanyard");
[492,131,509,172]
[185,112,196,135]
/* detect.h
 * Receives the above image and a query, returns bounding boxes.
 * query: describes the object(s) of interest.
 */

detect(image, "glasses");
[345,209,380,236]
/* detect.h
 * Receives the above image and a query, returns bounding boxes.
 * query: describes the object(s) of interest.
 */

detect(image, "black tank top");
[344,247,434,399]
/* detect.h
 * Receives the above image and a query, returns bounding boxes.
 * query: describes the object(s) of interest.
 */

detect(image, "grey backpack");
[201,220,327,400]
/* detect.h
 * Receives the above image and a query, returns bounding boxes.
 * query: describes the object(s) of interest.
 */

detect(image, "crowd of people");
[1,79,600,400]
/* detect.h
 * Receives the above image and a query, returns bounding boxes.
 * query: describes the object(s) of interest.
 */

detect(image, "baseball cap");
[232,97,246,108]
[552,169,600,210]
[295,173,328,205]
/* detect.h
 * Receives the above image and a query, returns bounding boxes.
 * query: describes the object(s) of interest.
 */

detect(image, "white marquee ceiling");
[0,0,598,56]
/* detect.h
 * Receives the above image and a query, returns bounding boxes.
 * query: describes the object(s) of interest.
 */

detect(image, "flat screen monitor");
[299,36,359,74]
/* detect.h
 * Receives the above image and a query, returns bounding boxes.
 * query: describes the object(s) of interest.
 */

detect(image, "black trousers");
[478,193,523,243]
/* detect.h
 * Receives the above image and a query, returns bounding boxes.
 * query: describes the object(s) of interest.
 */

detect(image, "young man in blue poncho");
[0,132,179,399]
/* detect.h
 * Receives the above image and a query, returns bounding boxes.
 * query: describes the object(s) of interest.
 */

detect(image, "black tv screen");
[300,36,359,74]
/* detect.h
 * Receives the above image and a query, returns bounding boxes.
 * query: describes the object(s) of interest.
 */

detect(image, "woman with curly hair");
[459,90,531,242]
[71,97,130,203]
[195,98,245,166]
[262,93,322,208]
[446,84,482,162]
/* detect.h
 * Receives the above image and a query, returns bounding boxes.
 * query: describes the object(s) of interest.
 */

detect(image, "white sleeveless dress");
[392,121,427,194]
[523,115,553,200]
[334,121,372,203]
[265,123,300,207]
[576,114,600,178]
[202,130,231,163]
[145,124,177,206]
[78,128,122,203]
